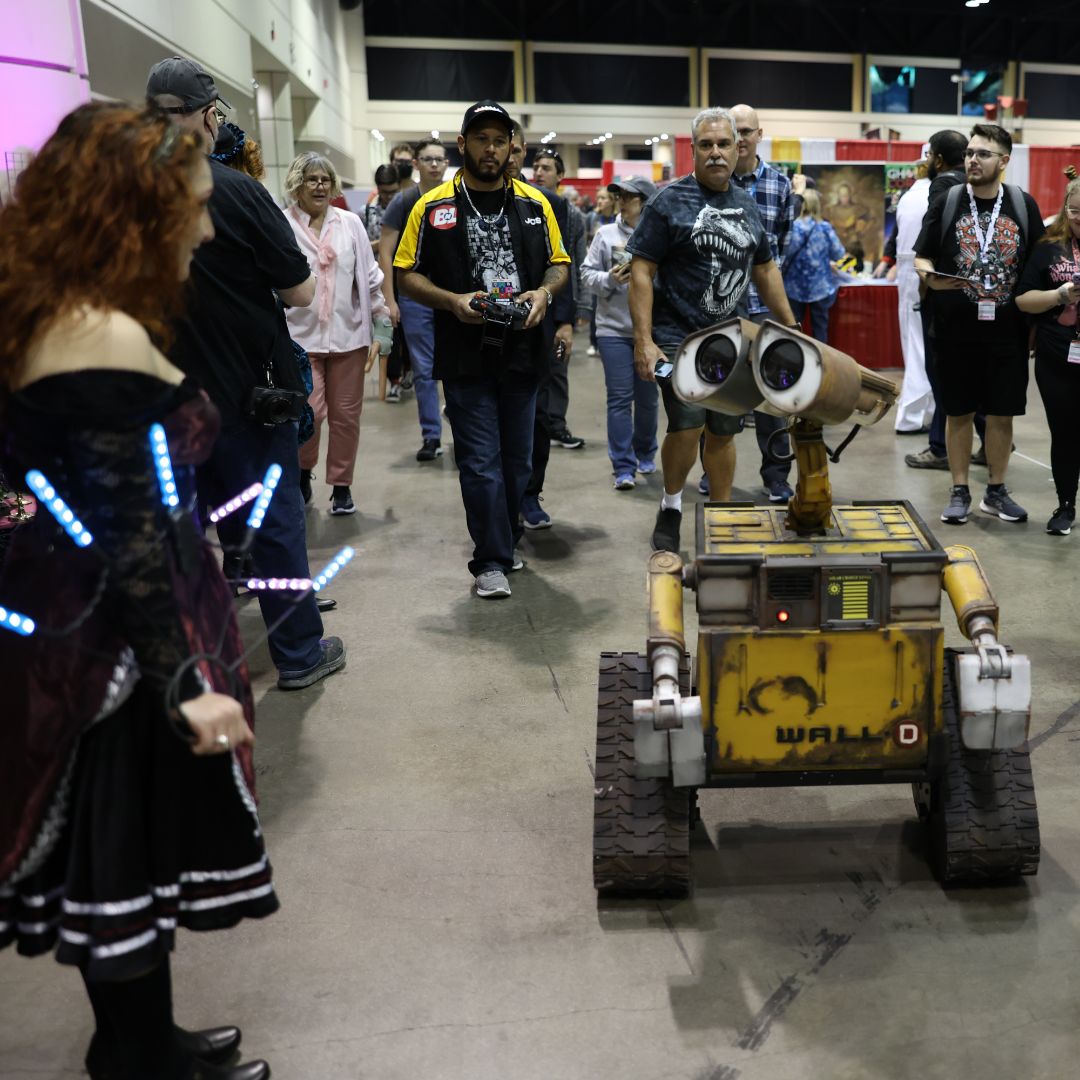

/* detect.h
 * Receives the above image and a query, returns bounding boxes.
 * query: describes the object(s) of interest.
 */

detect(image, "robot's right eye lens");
[760,340,805,391]
[695,335,738,384]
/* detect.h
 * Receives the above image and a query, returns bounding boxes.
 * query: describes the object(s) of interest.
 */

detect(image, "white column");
[256,70,296,203]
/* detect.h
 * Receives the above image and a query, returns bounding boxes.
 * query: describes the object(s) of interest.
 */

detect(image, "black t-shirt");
[1017,239,1080,360]
[463,185,531,371]
[381,187,424,254]
[627,175,772,347]
[171,160,311,422]
[914,185,1044,346]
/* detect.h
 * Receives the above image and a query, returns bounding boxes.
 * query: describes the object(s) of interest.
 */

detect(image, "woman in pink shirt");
[284,152,391,515]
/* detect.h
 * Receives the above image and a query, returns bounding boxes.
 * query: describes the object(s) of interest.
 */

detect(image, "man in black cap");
[148,56,347,690]
[146,56,232,154]
[394,100,570,599]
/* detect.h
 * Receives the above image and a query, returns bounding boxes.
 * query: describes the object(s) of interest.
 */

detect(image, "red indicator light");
[777,609,791,623]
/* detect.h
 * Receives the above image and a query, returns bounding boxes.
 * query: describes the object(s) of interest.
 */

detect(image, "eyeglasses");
[417,156,446,165]
[736,127,758,139]
[964,149,1004,161]
[304,177,333,188]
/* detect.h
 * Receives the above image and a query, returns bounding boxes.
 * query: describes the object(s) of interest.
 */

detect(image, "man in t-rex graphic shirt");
[627,106,798,555]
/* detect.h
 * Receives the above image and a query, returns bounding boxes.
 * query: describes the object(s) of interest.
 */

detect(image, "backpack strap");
[1004,183,1028,248]
[940,183,965,249]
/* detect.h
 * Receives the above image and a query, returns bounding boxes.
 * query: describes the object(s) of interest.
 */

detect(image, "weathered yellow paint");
[647,551,685,651]
[702,502,937,555]
[702,625,943,770]
[943,545,1000,638]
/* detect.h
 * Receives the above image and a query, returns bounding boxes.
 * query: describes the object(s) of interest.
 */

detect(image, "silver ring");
[215,733,230,749]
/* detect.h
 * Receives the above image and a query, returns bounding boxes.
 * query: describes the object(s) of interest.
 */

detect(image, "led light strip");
[149,423,179,509]
[312,547,354,591]
[208,482,263,524]
[246,465,283,530]
[0,604,35,636]
[25,470,93,548]
[244,577,312,591]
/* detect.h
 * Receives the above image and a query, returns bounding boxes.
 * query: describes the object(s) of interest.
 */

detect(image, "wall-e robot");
[593,320,1039,896]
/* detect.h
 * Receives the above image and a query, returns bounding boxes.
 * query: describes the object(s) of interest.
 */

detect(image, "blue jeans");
[398,295,441,442]
[597,335,658,477]
[199,420,324,673]
[789,296,834,344]
[443,373,538,576]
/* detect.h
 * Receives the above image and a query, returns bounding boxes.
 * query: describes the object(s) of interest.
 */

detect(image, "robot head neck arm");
[670,318,899,533]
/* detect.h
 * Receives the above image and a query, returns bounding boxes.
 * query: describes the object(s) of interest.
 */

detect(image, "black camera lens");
[760,340,805,392]
[694,334,738,384]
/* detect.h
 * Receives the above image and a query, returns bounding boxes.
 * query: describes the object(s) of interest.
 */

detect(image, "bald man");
[726,102,796,503]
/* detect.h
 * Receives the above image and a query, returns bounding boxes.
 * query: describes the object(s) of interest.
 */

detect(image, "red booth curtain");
[835,140,924,162]
[675,136,694,177]
[1028,147,1080,219]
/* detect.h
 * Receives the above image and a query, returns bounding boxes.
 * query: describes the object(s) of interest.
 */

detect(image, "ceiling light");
[644,139,652,146]
[604,131,612,139]
[431,129,439,138]
[660,133,669,140]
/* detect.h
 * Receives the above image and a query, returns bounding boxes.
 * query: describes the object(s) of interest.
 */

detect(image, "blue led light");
[311,546,355,592]
[149,423,179,509]
[246,464,283,530]
[25,470,93,548]
[0,604,36,636]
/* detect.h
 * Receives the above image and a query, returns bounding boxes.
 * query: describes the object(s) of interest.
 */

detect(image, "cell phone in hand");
[654,359,674,379]
[555,341,567,363]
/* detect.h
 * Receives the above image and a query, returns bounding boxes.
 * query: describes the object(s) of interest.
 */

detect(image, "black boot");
[86,1027,244,1079]
[187,1061,270,1080]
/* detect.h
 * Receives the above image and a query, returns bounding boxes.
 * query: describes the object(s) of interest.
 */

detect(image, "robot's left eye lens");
[760,340,804,391]
[695,334,738,384]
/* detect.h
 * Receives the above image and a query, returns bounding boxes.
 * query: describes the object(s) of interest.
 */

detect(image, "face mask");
[395,162,414,181]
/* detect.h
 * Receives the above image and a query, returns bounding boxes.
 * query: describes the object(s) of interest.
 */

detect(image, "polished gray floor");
[3,340,1079,1080]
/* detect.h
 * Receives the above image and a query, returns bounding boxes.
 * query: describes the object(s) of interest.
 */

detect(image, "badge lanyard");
[967,183,1003,290]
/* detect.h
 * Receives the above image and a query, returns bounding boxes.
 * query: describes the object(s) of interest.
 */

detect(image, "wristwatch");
[540,286,553,307]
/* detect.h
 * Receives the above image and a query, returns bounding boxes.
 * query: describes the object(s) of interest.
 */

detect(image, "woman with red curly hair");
[0,103,275,1080]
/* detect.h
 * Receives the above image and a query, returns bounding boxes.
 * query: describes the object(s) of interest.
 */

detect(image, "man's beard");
[463,146,508,183]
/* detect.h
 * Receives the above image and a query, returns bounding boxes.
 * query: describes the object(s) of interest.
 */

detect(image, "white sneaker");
[586,345,598,357]
[475,569,511,598]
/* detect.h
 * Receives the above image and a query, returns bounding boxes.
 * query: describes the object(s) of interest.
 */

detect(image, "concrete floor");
[3,337,1080,1080]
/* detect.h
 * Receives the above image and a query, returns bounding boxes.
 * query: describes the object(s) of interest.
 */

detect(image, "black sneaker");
[277,636,347,690]
[1046,504,1075,535]
[941,485,971,525]
[330,486,356,515]
[300,468,313,506]
[416,439,443,462]
[970,444,987,467]
[651,507,681,552]
[550,429,585,449]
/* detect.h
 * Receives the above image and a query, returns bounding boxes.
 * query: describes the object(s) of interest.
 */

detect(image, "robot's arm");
[943,545,1031,750]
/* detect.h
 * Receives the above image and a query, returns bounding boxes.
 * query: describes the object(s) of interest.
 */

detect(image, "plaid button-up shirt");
[731,158,794,315]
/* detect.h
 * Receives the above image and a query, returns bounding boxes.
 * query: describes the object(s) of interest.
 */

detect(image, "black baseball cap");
[460,100,513,137]
[609,175,657,200]
[146,56,232,113]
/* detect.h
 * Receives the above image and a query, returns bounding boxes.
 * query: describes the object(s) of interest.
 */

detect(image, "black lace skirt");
[0,682,278,981]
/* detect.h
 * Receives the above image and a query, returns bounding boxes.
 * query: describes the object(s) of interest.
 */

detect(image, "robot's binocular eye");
[759,340,805,392]
[694,334,739,385]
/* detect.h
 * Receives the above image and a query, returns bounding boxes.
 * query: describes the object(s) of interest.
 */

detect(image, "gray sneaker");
[277,636,347,690]
[980,486,1027,522]
[905,447,949,470]
[475,569,511,598]
[510,550,525,572]
[941,486,971,525]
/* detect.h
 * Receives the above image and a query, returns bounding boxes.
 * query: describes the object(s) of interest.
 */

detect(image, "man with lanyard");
[147,57,347,690]
[378,139,448,459]
[914,123,1043,526]
[394,101,570,599]
[629,106,800,555]
[727,103,796,503]
[506,123,576,531]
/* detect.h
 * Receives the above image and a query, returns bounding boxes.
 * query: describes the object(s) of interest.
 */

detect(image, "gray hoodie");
[581,215,635,338]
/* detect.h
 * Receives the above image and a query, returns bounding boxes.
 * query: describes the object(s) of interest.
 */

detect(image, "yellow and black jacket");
[394,173,570,379]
